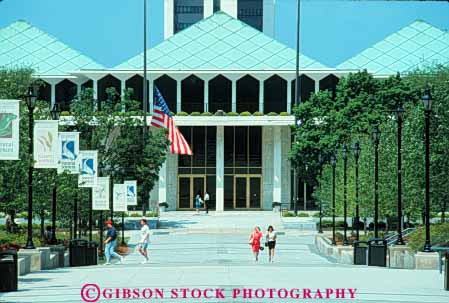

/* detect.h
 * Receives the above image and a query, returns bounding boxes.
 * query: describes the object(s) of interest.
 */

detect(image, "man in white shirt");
[138,218,150,264]
[204,191,210,214]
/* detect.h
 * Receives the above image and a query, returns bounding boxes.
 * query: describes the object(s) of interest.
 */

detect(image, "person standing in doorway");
[194,192,203,214]
[104,220,124,265]
[249,226,263,262]
[204,191,210,214]
[138,218,150,264]
[266,225,277,263]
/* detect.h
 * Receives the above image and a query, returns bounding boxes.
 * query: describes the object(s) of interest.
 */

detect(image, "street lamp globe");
[395,104,405,120]
[330,154,336,167]
[422,88,432,112]
[353,141,361,158]
[24,85,37,109]
[372,125,380,143]
[342,144,348,160]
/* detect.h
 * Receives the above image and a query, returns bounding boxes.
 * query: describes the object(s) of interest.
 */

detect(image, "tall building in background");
[164,0,276,38]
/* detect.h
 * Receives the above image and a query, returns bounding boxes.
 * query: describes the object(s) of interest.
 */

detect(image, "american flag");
[151,86,193,155]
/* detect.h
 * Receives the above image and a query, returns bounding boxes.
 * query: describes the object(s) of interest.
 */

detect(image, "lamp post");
[142,0,149,217]
[342,145,349,246]
[330,154,336,245]
[24,85,37,249]
[73,192,78,239]
[422,89,432,252]
[353,142,361,241]
[394,103,405,245]
[318,153,325,234]
[372,124,380,238]
[49,104,61,244]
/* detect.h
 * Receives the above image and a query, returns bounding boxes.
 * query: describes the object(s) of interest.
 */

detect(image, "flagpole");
[142,0,148,217]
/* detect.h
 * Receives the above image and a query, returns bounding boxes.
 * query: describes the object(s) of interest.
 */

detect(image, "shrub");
[239,111,251,116]
[253,111,264,116]
[190,112,201,116]
[282,211,296,217]
[267,112,278,116]
[176,111,189,116]
[279,112,290,116]
[226,112,239,116]
[60,111,71,116]
[407,223,449,252]
[201,112,212,116]
[297,212,309,217]
[312,212,321,218]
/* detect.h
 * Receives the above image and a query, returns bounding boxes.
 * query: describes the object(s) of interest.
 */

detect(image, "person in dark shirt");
[103,220,123,265]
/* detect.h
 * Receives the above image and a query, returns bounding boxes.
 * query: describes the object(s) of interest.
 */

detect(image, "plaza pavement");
[1,211,448,303]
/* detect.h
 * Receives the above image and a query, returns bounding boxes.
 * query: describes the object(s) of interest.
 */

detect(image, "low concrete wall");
[389,246,415,269]
[17,257,30,276]
[18,249,43,272]
[64,252,70,267]
[415,252,439,270]
[49,245,66,268]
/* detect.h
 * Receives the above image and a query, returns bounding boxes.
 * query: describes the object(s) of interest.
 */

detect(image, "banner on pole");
[113,183,127,212]
[34,120,59,168]
[93,176,110,210]
[124,180,137,206]
[0,100,20,160]
[78,150,98,187]
[58,132,80,174]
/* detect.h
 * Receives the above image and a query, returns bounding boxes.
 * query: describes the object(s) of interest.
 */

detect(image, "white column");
[231,79,236,112]
[273,126,282,203]
[176,79,182,113]
[149,78,154,115]
[314,78,320,93]
[76,83,82,96]
[92,79,98,111]
[158,160,167,203]
[216,126,224,212]
[259,79,264,113]
[50,83,56,109]
[120,80,126,100]
[204,79,209,112]
[221,0,237,18]
[286,79,292,114]
[204,0,213,18]
[164,0,174,38]
[263,0,276,37]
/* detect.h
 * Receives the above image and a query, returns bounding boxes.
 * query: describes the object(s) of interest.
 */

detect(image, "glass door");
[178,177,191,209]
[193,177,205,205]
[178,175,206,209]
[235,177,247,208]
[249,177,261,208]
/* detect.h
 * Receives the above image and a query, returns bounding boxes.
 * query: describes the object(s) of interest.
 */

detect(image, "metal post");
[293,0,301,215]
[343,150,348,245]
[397,110,405,245]
[355,151,360,241]
[423,109,432,252]
[50,182,57,244]
[332,161,336,245]
[99,211,104,259]
[25,104,35,249]
[89,189,93,241]
[142,0,148,217]
[121,213,125,245]
[73,193,78,239]
[318,165,323,234]
[374,138,379,238]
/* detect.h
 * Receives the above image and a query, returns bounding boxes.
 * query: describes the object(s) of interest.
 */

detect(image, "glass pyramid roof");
[0,20,103,76]
[337,20,449,75]
[115,12,327,71]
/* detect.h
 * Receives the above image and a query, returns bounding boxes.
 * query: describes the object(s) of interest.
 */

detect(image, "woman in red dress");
[249,226,263,262]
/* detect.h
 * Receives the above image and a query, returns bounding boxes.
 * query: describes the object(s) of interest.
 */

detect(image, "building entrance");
[234,175,262,209]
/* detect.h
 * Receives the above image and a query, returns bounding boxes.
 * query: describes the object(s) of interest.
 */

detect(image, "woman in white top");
[266,225,277,263]
[138,219,150,264]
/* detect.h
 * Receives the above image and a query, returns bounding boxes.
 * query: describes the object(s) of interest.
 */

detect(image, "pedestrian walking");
[266,225,277,263]
[204,191,210,214]
[194,192,203,214]
[104,220,124,265]
[249,226,263,262]
[138,218,150,264]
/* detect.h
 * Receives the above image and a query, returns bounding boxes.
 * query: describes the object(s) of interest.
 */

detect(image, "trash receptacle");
[86,241,98,266]
[368,238,387,267]
[70,239,88,267]
[353,241,368,265]
[0,250,18,292]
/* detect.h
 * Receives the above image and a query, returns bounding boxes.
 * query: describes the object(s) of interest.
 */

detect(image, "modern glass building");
[1,5,448,211]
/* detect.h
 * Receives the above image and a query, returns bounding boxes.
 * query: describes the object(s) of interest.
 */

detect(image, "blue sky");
[1,0,449,68]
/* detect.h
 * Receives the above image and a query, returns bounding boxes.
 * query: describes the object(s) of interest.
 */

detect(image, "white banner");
[78,150,98,187]
[93,176,110,210]
[58,132,80,174]
[0,100,20,160]
[124,180,137,206]
[113,183,127,212]
[34,120,59,168]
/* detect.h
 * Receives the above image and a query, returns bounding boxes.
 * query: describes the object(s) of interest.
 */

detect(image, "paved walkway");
[1,212,448,303]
